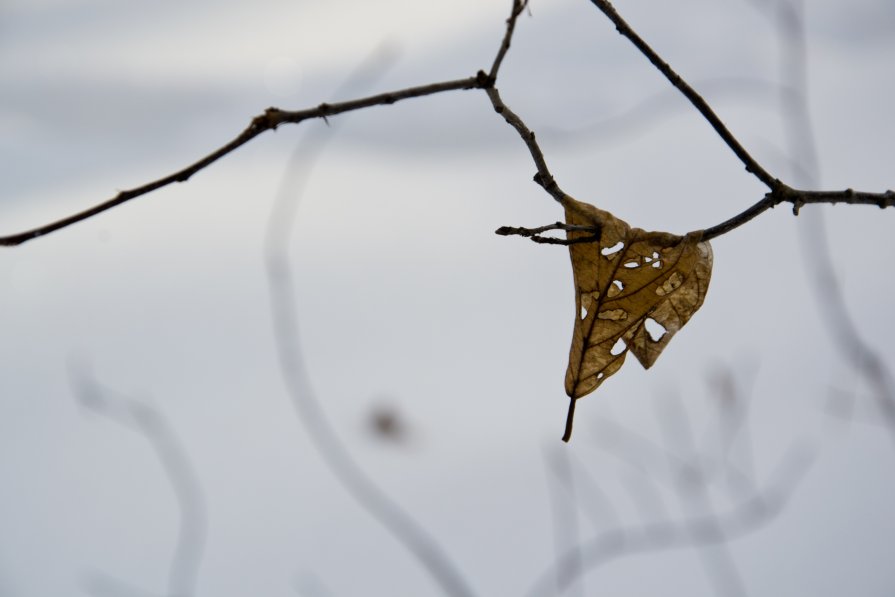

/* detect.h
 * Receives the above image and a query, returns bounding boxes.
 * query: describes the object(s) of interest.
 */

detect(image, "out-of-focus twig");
[263,43,480,597]
[484,86,566,202]
[69,362,206,597]
[542,446,584,597]
[543,76,783,150]
[0,1,533,248]
[523,439,814,597]
[565,451,622,531]
[653,392,748,597]
[751,0,895,446]
[702,366,758,499]
[525,366,814,597]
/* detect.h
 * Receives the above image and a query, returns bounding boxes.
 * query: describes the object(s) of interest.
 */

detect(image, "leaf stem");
[563,397,577,443]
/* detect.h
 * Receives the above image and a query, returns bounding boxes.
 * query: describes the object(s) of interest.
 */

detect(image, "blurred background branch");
[263,44,479,597]
[69,361,206,597]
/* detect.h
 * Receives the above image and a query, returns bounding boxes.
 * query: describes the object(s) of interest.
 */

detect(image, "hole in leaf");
[644,317,666,342]
[607,279,624,298]
[651,260,662,269]
[623,260,640,269]
[601,241,624,257]
[610,338,626,356]
[580,295,593,320]
[597,372,605,380]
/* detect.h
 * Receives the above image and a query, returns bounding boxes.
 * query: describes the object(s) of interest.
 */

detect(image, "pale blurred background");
[1,1,894,595]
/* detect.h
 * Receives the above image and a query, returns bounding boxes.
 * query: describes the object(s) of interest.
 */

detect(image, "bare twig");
[703,366,758,499]
[495,222,601,245]
[584,0,893,241]
[543,76,785,149]
[2,0,890,250]
[69,363,206,597]
[543,447,584,597]
[586,0,779,189]
[524,441,814,597]
[565,451,622,531]
[484,86,566,201]
[264,48,480,597]
[0,75,484,247]
[489,0,530,80]
[701,187,895,241]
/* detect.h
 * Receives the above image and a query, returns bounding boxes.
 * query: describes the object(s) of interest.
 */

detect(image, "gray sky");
[1,1,894,596]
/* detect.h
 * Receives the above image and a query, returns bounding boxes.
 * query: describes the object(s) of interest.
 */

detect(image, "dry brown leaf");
[561,196,713,441]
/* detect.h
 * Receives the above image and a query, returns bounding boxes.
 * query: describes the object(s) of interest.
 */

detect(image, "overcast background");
[2,0,894,596]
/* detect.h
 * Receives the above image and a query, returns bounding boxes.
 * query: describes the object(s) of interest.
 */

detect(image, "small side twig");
[542,446,584,597]
[653,392,748,597]
[524,438,815,597]
[495,222,601,245]
[489,0,531,80]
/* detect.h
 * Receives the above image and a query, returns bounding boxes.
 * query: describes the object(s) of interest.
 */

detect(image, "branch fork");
[1,0,889,248]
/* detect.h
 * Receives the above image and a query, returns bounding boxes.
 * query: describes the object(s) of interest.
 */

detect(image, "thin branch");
[565,451,623,531]
[587,0,780,190]
[2,0,537,248]
[524,442,814,597]
[584,0,893,241]
[589,417,674,522]
[484,87,566,202]
[543,446,584,597]
[701,187,895,241]
[653,392,749,597]
[591,416,702,493]
[765,0,895,445]
[489,0,530,80]
[264,54,479,597]
[703,365,758,499]
[0,76,484,247]
[2,0,890,250]
[70,363,206,597]
[542,76,786,149]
